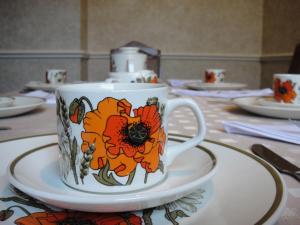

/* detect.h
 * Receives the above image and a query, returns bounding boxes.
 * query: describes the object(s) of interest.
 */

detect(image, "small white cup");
[111,47,147,73]
[204,69,225,83]
[56,83,206,193]
[273,74,300,105]
[45,69,67,84]
[106,70,158,83]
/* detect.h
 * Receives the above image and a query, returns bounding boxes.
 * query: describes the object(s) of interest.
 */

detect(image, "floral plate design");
[1,134,286,225]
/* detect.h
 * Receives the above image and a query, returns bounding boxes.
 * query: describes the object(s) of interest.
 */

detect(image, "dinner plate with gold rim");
[1,134,286,225]
[185,82,247,91]
[233,96,300,119]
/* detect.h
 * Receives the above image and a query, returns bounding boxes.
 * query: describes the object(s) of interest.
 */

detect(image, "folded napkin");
[23,90,56,104]
[223,121,300,145]
[171,88,273,99]
[167,79,201,88]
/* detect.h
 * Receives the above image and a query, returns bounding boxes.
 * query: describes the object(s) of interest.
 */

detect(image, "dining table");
[0,86,299,225]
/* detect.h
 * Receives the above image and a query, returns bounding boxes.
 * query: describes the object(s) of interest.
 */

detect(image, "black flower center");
[58,218,94,225]
[125,123,150,147]
[278,86,287,94]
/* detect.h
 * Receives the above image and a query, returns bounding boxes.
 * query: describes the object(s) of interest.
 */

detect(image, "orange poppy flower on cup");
[205,72,216,83]
[81,97,166,177]
[15,211,142,225]
[273,78,297,103]
[150,75,158,83]
[134,127,166,173]
[81,97,136,176]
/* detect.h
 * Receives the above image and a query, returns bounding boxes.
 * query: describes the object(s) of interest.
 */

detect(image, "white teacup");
[204,69,225,83]
[56,83,206,193]
[106,70,158,83]
[45,69,67,84]
[273,74,300,105]
[111,47,147,73]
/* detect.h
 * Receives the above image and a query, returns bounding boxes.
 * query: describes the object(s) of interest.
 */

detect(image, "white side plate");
[185,82,247,90]
[25,81,64,91]
[233,96,300,119]
[257,97,300,108]
[0,96,45,118]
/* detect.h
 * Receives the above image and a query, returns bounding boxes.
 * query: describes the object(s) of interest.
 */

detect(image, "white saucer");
[185,81,247,90]
[257,97,300,108]
[0,97,14,108]
[7,139,218,212]
[0,96,45,118]
[25,81,64,91]
[1,134,286,224]
[233,96,300,119]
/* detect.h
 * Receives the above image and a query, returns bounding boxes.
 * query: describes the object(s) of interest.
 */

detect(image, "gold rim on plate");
[2,133,284,224]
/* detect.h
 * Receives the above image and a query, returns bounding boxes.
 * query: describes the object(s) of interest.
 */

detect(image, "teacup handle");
[165,98,206,166]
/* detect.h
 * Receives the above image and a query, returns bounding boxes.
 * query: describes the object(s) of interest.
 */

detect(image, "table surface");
[0,93,299,225]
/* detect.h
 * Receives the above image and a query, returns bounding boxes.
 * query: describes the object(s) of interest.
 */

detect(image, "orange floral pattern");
[150,75,158,83]
[81,97,166,179]
[205,72,216,83]
[273,78,297,103]
[15,211,142,225]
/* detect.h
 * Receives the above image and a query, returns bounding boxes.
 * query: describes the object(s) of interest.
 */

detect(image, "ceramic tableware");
[272,73,300,105]
[0,97,14,108]
[0,96,45,118]
[111,47,147,72]
[257,97,300,108]
[185,81,247,91]
[106,70,158,83]
[7,137,216,212]
[56,83,206,193]
[233,96,300,119]
[4,134,287,224]
[45,69,67,84]
[25,81,64,92]
[139,70,158,83]
[204,69,225,83]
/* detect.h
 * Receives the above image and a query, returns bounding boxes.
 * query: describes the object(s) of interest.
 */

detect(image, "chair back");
[288,43,300,74]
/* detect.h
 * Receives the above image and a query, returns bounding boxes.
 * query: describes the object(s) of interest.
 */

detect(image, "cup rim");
[273,73,300,77]
[109,72,142,77]
[205,69,226,72]
[46,69,67,72]
[57,82,167,92]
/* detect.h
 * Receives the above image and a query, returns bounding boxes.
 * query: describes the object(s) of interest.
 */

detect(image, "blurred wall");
[87,0,262,87]
[2,0,292,93]
[261,0,300,87]
[0,0,84,92]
